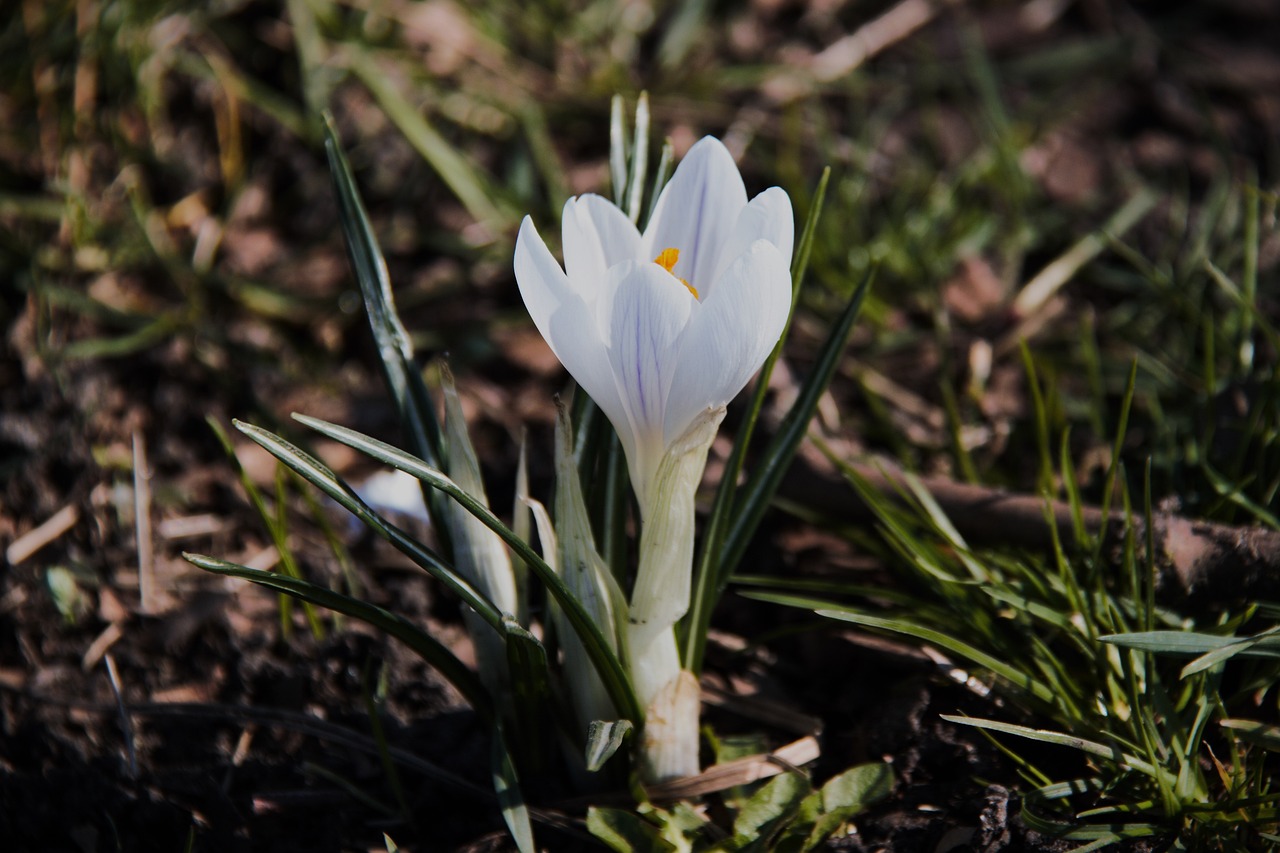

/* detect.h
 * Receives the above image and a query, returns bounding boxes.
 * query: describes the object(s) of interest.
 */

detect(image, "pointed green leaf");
[733,772,809,851]
[207,416,323,637]
[609,96,628,206]
[587,806,674,853]
[503,616,555,775]
[585,720,634,772]
[232,419,502,631]
[294,413,643,723]
[799,763,894,852]
[322,112,449,553]
[624,93,650,224]
[1100,630,1280,660]
[492,723,536,853]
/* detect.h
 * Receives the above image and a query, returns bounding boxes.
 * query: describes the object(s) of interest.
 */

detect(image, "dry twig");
[781,450,1280,605]
[6,503,79,566]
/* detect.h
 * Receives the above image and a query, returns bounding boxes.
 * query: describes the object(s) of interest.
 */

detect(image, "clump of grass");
[747,272,1279,850]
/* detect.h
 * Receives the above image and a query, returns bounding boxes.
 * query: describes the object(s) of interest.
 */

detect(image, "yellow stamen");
[653,247,679,273]
[653,247,698,299]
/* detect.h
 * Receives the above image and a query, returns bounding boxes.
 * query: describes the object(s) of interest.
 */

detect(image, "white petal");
[514,216,628,442]
[597,260,695,501]
[662,240,791,442]
[562,194,642,291]
[642,137,747,296]
[709,186,794,295]
[514,216,571,336]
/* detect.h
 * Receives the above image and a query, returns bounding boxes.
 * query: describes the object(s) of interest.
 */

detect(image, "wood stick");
[6,503,79,565]
[779,450,1280,605]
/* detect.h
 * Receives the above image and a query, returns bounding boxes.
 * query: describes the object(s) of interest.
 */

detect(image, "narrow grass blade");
[362,665,412,822]
[1018,342,1056,495]
[1203,461,1280,530]
[731,574,918,608]
[1100,630,1280,660]
[519,103,568,212]
[1065,830,1159,853]
[1180,630,1280,676]
[492,723,536,853]
[658,0,712,69]
[300,760,398,819]
[297,473,363,600]
[232,419,503,631]
[59,316,181,361]
[941,715,1172,783]
[169,50,310,141]
[1093,360,1138,568]
[273,466,327,639]
[207,417,323,638]
[294,414,643,723]
[898,471,992,584]
[811,606,1056,705]
[1011,188,1157,318]
[184,553,491,717]
[1220,719,1280,752]
[644,140,674,229]
[345,52,506,228]
[284,0,327,138]
[1020,780,1162,849]
[322,114,445,479]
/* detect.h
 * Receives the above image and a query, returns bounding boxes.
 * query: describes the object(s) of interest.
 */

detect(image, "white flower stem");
[625,406,725,782]
[627,624,700,781]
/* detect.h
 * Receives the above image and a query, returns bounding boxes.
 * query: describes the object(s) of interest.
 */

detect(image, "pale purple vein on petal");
[662,241,791,443]
[600,261,694,500]
[642,137,747,295]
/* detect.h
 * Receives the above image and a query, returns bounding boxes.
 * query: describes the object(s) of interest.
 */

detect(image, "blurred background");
[2,0,1278,849]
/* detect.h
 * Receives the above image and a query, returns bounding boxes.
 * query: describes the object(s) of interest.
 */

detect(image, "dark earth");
[4,1,1280,850]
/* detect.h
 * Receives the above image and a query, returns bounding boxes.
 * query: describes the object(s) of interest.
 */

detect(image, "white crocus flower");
[515,135,794,781]
[514,136,794,513]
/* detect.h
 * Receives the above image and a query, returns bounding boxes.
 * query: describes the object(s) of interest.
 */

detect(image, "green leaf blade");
[294,413,643,724]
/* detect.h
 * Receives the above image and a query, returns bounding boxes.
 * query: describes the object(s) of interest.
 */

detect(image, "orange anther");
[653,248,698,299]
